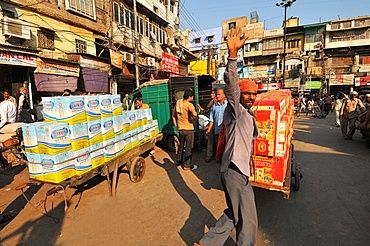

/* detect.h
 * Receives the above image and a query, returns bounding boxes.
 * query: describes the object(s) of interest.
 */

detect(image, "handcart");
[250,90,302,200]
[250,143,301,200]
[16,134,163,198]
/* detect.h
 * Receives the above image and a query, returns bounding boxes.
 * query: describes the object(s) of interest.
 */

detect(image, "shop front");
[34,57,79,94]
[67,54,110,94]
[0,47,37,97]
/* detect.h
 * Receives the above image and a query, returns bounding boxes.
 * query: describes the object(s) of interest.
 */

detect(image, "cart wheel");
[294,163,301,191]
[166,135,179,153]
[130,157,146,183]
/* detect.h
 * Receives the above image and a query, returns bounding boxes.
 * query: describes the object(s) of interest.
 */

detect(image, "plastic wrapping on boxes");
[25,99,159,183]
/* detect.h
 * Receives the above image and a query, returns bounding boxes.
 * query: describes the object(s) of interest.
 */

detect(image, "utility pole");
[133,0,140,88]
[276,0,297,89]
[206,46,212,75]
[110,0,116,94]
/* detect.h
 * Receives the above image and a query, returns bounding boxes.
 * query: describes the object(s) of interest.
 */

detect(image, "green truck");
[131,75,214,152]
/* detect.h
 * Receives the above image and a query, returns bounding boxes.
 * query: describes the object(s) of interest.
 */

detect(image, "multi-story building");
[0,0,196,102]
[218,16,249,80]
[111,0,196,94]
[324,16,370,94]
[202,14,370,95]
[0,0,111,101]
[188,27,222,78]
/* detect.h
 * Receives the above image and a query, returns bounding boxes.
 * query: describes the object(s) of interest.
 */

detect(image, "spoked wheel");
[293,162,302,191]
[129,157,146,183]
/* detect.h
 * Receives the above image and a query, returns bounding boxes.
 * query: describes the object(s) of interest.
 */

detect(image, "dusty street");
[1,112,369,246]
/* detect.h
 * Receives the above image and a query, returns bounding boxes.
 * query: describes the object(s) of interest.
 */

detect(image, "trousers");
[341,117,357,138]
[177,130,194,168]
[200,164,258,246]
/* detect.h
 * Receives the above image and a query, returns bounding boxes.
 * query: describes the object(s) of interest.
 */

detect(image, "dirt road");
[1,112,369,245]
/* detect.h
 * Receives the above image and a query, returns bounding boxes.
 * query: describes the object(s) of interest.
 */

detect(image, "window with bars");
[305,33,323,43]
[76,39,87,53]
[37,30,55,50]
[66,0,96,20]
[287,40,299,49]
[263,38,282,50]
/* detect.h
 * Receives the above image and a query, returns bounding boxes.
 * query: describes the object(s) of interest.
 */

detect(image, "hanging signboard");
[330,74,354,85]
[162,52,179,73]
[355,75,370,86]
[35,58,80,77]
[0,50,36,67]
[110,49,123,69]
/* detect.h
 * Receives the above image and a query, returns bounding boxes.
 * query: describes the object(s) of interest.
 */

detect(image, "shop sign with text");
[0,50,36,67]
[35,58,79,77]
[162,52,179,73]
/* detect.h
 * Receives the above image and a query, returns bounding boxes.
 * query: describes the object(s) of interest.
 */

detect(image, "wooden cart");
[250,144,301,200]
[18,134,163,197]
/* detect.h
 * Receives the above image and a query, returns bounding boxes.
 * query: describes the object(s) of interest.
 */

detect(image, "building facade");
[201,14,370,95]
[0,0,113,102]
[0,0,196,102]
[188,27,222,78]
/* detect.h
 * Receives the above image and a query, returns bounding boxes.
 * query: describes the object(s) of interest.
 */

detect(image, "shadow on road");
[0,201,66,246]
[0,184,42,231]
[0,164,27,189]
[150,155,235,245]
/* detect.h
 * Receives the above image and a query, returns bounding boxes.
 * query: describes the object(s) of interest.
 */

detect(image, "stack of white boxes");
[24,94,159,184]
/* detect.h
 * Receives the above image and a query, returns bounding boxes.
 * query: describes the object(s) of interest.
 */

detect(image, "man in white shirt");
[0,94,17,129]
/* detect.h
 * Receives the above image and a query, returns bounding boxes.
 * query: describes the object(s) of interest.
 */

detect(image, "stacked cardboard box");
[250,90,294,188]
[23,94,158,184]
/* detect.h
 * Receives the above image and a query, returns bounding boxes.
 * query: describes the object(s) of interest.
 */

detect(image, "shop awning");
[34,73,77,92]
[81,67,109,93]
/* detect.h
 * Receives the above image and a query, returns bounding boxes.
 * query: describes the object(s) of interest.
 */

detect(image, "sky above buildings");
[180,0,370,31]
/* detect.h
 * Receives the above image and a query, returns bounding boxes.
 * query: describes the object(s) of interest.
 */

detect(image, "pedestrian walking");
[172,89,198,170]
[340,91,365,140]
[195,27,258,246]
[306,98,314,116]
[334,91,346,126]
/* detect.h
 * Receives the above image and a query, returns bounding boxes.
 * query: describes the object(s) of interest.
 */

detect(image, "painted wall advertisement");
[162,52,179,73]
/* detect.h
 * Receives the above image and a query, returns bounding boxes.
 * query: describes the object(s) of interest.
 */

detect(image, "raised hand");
[226,27,248,59]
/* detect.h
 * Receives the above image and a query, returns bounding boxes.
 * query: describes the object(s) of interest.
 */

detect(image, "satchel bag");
[357,111,367,123]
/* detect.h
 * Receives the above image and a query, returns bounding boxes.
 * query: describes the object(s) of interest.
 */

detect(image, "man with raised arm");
[195,27,258,246]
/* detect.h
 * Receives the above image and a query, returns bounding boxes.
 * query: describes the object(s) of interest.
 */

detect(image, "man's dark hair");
[64,89,72,94]
[135,97,143,102]
[183,89,194,99]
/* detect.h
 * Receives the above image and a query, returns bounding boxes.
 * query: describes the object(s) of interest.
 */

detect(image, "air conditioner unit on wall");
[145,57,155,67]
[2,16,31,40]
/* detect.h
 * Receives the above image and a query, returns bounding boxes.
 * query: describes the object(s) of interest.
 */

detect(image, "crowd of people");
[293,90,370,148]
